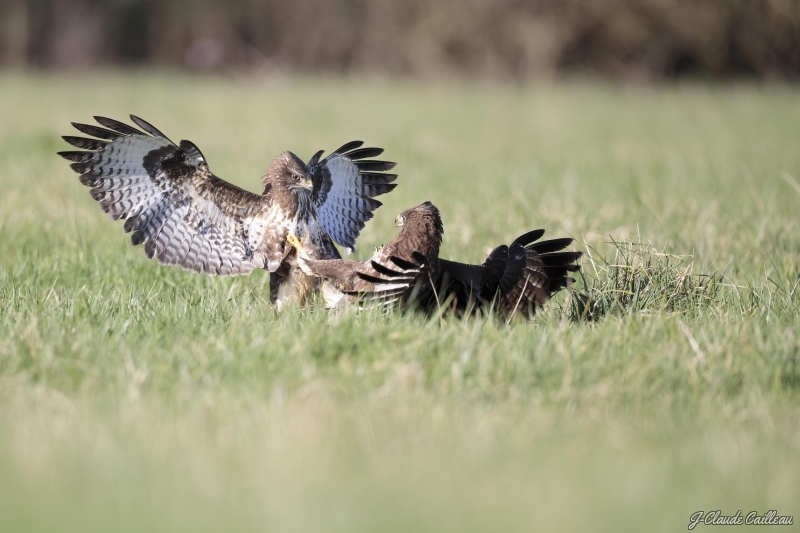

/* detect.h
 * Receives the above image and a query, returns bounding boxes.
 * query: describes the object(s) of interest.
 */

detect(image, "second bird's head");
[396,202,441,229]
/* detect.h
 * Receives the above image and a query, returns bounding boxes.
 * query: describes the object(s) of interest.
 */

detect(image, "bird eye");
[293,174,301,181]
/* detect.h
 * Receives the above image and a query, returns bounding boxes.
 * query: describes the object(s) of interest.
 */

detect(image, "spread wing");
[501,232,582,315]
[58,115,271,276]
[308,142,397,251]
[483,231,581,317]
[350,253,432,312]
[437,230,581,317]
[351,231,582,317]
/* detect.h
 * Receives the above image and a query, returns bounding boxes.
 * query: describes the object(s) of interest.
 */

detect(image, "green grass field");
[1,73,799,532]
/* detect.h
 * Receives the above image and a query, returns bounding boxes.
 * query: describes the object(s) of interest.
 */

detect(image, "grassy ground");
[0,72,799,532]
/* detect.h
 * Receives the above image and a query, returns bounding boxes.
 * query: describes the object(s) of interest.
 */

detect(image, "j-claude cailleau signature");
[689,510,794,530]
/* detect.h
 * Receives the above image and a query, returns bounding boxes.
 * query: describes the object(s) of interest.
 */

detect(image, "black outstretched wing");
[499,231,582,317]
[348,230,581,318]
[427,230,582,317]
[308,142,397,251]
[58,115,270,276]
[436,259,486,305]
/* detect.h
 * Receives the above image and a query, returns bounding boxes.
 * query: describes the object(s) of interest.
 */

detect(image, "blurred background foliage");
[2,0,799,80]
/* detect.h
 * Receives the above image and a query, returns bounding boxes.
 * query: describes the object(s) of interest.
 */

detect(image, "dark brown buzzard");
[288,202,582,317]
[58,115,396,308]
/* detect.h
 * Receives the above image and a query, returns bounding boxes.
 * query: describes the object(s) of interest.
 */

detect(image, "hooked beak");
[395,216,404,227]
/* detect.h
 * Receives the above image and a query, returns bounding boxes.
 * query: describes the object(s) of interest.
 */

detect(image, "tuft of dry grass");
[571,239,719,321]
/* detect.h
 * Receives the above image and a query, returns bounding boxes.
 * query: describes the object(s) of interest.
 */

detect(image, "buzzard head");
[263,151,313,195]
[397,202,443,233]
[394,202,444,258]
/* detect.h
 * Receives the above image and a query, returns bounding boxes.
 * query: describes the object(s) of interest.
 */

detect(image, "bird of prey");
[286,200,443,308]
[287,202,582,318]
[57,115,397,308]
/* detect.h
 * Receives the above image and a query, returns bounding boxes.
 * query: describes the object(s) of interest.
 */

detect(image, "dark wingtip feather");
[356,272,390,284]
[370,260,405,278]
[355,160,397,172]
[123,217,137,233]
[57,151,95,163]
[130,115,171,140]
[363,197,383,211]
[530,251,582,266]
[144,240,157,259]
[62,135,108,150]
[69,162,97,175]
[359,173,398,185]
[71,122,119,140]
[332,140,364,154]
[89,188,105,202]
[178,139,206,163]
[511,229,545,248]
[78,174,99,187]
[365,183,396,199]
[131,231,146,246]
[529,237,575,254]
[346,147,384,160]
[308,149,325,166]
[388,256,419,271]
[94,116,143,136]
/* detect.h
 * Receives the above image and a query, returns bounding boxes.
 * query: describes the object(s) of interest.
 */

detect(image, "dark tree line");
[2,0,799,79]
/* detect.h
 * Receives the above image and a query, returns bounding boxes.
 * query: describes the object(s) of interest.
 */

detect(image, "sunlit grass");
[0,72,799,532]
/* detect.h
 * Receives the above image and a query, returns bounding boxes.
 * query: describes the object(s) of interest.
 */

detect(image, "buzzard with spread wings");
[58,115,396,307]
[289,202,582,318]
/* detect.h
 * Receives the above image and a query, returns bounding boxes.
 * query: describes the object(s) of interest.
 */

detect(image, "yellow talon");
[287,232,312,261]
[286,232,303,251]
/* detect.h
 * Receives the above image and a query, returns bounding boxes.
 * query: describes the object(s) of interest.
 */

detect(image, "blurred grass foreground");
[0,73,799,532]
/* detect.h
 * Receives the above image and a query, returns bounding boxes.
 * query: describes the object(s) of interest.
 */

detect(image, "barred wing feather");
[350,253,430,312]
[58,115,269,276]
[309,142,397,251]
